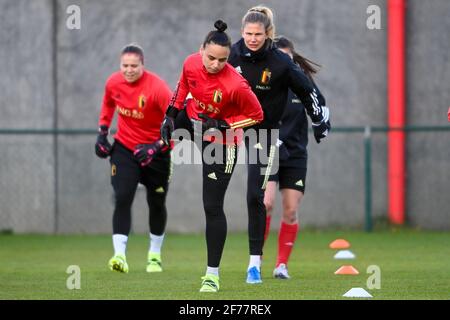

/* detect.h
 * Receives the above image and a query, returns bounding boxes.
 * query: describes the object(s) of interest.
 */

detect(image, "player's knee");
[282,207,298,224]
[149,204,166,217]
[247,190,263,207]
[114,191,135,207]
[203,203,225,218]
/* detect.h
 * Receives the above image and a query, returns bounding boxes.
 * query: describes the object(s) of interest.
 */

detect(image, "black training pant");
[109,141,171,236]
[245,129,278,256]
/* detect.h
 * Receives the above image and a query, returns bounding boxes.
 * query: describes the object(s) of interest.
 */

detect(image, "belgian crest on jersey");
[138,94,146,109]
[213,89,222,104]
[261,68,271,84]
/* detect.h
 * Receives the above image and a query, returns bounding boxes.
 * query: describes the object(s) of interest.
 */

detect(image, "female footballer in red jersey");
[95,44,172,274]
[160,20,263,292]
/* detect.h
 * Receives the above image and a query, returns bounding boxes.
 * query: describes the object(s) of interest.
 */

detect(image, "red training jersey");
[98,70,172,151]
[172,53,263,143]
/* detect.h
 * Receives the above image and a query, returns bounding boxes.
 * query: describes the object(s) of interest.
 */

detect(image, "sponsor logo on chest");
[114,91,146,119]
[116,105,144,119]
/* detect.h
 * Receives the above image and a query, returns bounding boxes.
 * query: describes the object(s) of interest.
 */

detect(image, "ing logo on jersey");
[213,89,222,104]
[260,68,271,84]
[138,94,146,109]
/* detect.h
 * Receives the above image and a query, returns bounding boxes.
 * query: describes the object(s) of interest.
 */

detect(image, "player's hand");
[312,106,331,144]
[133,141,164,167]
[160,116,174,146]
[160,105,179,146]
[197,113,230,131]
[276,139,290,161]
[95,125,112,158]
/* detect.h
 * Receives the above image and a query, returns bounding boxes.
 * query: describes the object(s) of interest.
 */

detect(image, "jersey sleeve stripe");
[229,119,259,129]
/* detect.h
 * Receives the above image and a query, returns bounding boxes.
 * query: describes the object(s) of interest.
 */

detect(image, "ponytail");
[274,36,321,81]
[203,20,231,48]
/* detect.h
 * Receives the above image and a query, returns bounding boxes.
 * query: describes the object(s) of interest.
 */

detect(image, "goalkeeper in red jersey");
[95,44,172,274]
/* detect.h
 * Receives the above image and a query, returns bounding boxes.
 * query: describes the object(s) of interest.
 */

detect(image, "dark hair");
[274,36,320,80]
[242,6,275,40]
[202,20,231,48]
[121,43,144,64]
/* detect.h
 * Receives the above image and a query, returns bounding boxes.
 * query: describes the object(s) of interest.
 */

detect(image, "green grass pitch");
[0,229,449,300]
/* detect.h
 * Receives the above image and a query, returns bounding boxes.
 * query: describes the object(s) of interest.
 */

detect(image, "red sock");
[276,221,299,267]
[264,215,272,243]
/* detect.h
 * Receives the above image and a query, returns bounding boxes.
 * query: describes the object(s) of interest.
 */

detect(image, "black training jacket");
[228,38,325,130]
[279,85,325,168]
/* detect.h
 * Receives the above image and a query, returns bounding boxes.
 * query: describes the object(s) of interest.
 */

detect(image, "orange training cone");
[334,265,359,275]
[329,239,350,249]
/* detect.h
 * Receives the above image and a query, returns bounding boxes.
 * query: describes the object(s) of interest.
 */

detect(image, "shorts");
[269,166,307,193]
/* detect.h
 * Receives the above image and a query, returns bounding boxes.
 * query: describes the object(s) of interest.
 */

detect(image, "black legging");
[202,141,238,267]
[173,110,238,267]
[245,129,278,256]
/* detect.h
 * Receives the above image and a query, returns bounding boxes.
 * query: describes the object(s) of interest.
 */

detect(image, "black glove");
[197,113,230,131]
[276,139,290,161]
[312,120,331,144]
[133,141,164,167]
[160,116,174,146]
[312,106,331,144]
[160,105,179,146]
[95,125,112,158]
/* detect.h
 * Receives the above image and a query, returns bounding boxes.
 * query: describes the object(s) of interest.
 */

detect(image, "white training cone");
[334,250,356,259]
[343,288,373,298]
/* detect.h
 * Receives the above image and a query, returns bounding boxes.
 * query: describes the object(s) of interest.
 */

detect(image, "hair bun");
[214,20,227,32]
